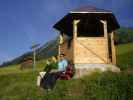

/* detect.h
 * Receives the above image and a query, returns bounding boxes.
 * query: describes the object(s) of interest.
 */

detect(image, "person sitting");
[37,56,57,87]
[44,56,58,72]
[58,53,68,72]
[57,54,75,80]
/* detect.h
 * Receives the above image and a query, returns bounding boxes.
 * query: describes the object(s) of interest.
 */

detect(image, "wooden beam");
[111,32,116,64]
[58,34,64,60]
[73,20,80,64]
[73,20,80,38]
[100,20,109,63]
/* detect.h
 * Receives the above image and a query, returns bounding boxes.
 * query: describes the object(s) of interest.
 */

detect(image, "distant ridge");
[1,27,133,67]
[120,26,133,29]
[0,38,58,67]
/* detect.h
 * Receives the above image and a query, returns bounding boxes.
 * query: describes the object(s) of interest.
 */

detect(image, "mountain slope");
[36,38,58,59]
[1,27,133,67]
[0,38,58,67]
[115,27,133,44]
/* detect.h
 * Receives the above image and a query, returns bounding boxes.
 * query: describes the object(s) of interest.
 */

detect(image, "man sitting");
[58,53,68,72]
[58,54,75,80]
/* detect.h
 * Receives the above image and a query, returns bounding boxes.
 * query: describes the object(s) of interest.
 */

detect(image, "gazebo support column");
[73,20,80,64]
[58,34,64,60]
[100,20,110,64]
[111,32,116,64]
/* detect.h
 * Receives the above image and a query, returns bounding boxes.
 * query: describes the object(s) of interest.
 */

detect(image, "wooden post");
[111,32,116,64]
[73,20,80,64]
[33,48,36,71]
[100,20,109,63]
[58,34,64,60]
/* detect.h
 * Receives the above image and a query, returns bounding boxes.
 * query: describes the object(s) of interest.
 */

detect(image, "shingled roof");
[53,5,120,36]
[70,5,112,13]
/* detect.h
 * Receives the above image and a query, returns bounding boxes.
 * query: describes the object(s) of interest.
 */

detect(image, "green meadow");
[0,43,133,100]
[117,42,133,70]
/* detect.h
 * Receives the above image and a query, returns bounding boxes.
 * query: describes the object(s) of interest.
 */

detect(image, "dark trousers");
[41,68,60,89]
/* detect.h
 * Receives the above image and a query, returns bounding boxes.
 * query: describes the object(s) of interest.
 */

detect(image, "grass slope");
[117,42,133,70]
[0,43,133,100]
[0,60,45,100]
[0,66,133,100]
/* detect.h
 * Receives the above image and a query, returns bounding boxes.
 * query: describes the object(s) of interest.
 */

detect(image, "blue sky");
[0,0,133,64]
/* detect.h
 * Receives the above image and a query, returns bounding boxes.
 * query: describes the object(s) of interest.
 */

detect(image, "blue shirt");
[58,59,68,71]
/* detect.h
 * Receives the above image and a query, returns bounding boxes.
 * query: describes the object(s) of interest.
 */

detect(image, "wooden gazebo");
[53,6,120,77]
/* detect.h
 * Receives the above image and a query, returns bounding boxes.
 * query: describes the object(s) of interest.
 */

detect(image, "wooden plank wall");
[74,37,108,64]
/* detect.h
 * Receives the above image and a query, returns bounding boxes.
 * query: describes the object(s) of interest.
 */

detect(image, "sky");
[0,0,133,64]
